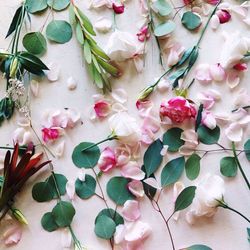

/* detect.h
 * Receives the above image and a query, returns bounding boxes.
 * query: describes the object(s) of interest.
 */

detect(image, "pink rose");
[160,97,196,123]
[98,147,117,172]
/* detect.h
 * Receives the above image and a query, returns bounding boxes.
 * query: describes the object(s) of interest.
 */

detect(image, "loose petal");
[122,200,141,222]
[121,161,145,180]
[128,180,144,198]
[47,62,60,82]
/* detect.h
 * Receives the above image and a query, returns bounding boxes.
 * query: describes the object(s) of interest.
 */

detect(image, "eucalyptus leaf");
[41,212,59,232]
[183,245,212,250]
[107,177,134,205]
[220,156,237,177]
[47,0,70,11]
[46,20,72,44]
[52,201,75,227]
[94,215,116,239]
[161,157,185,187]
[72,142,100,168]
[141,166,157,200]
[182,11,202,30]
[185,154,201,180]
[154,0,172,16]
[195,104,204,131]
[95,209,124,226]
[23,32,47,55]
[143,139,163,177]
[197,125,220,145]
[47,173,68,197]
[25,0,48,13]
[6,6,23,38]
[32,181,54,202]
[154,20,176,37]
[75,175,96,199]
[174,186,196,212]
[244,139,250,161]
[163,127,184,152]
[176,46,194,67]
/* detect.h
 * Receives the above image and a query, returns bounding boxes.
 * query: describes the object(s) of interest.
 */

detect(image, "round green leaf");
[47,173,68,197]
[25,0,48,13]
[52,201,75,227]
[182,11,202,30]
[163,127,184,152]
[161,157,185,187]
[32,181,54,202]
[94,215,116,239]
[75,175,96,199]
[174,186,196,212]
[244,139,250,161]
[197,125,220,145]
[41,212,59,232]
[72,142,100,169]
[143,139,163,177]
[46,20,72,44]
[154,0,172,16]
[95,209,124,226]
[154,20,176,37]
[185,153,201,180]
[47,0,70,11]
[107,177,134,205]
[220,156,237,177]
[184,245,212,250]
[23,32,47,55]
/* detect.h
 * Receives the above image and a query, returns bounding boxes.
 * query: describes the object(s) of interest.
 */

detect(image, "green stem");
[232,105,250,112]
[232,142,250,190]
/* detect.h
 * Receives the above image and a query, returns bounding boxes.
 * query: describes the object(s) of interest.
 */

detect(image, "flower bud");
[137,86,154,101]
[10,57,19,78]
[216,9,231,24]
[112,3,125,14]
[12,208,28,225]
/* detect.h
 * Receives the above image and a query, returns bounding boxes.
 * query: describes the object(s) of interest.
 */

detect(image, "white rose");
[106,30,143,61]
[220,31,250,69]
[186,173,225,224]
[108,112,141,145]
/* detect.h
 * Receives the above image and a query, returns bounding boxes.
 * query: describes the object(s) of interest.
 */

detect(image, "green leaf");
[154,0,172,16]
[220,156,237,177]
[107,177,134,205]
[244,139,250,161]
[182,11,202,30]
[174,186,196,212]
[188,46,199,68]
[46,20,72,44]
[6,6,23,38]
[163,127,184,152]
[52,201,75,227]
[72,142,100,169]
[176,46,194,67]
[95,209,124,226]
[183,245,212,250]
[94,215,116,239]
[185,154,201,180]
[23,32,47,55]
[197,125,220,145]
[76,22,84,44]
[41,212,59,232]
[90,42,110,60]
[154,20,176,37]
[75,175,96,199]
[95,56,119,76]
[144,139,163,177]
[195,104,204,132]
[84,41,92,64]
[25,0,48,13]
[47,0,70,11]
[47,173,68,197]
[141,166,157,200]
[32,181,55,202]
[69,5,76,24]
[247,228,250,243]
[161,157,185,187]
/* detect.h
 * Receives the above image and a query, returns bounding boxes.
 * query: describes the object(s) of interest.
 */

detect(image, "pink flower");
[136,26,150,42]
[112,3,125,14]
[159,97,196,124]
[216,9,231,24]
[205,0,220,4]
[93,100,111,118]
[42,127,61,142]
[233,63,248,71]
[97,147,117,172]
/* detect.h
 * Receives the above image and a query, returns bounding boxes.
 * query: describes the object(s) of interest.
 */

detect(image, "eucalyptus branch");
[69,3,120,92]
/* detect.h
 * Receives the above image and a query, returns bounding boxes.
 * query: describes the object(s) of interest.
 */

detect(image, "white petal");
[30,80,39,97]
[47,62,60,82]
[61,229,72,248]
[55,141,65,158]
[66,180,75,200]
[225,123,243,142]
[95,17,112,33]
[67,76,77,90]
[111,88,128,104]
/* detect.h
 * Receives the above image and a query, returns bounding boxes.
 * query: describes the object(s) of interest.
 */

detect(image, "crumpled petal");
[122,200,141,222]
[120,161,145,180]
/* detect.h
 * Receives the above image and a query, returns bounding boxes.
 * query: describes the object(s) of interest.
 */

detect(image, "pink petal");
[209,63,226,82]
[128,180,144,198]
[3,225,22,246]
[124,221,151,242]
[61,229,72,248]
[143,178,161,189]
[202,111,217,130]
[94,100,111,118]
[98,147,117,172]
[210,15,220,30]
[115,146,131,167]
[122,200,141,222]
[121,161,145,180]
[111,88,128,104]
[227,70,240,89]
[114,224,125,244]
[225,123,243,142]
[195,64,213,84]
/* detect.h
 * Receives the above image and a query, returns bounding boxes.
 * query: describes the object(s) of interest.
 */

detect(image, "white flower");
[106,30,143,62]
[220,32,250,69]
[108,112,141,145]
[186,174,225,224]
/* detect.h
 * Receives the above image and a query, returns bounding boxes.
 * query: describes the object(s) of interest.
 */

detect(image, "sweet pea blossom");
[97,147,117,172]
[109,112,141,145]
[137,26,150,42]
[112,3,125,14]
[186,174,225,224]
[216,9,231,23]
[41,127,62,143]
[160,97,196,124]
